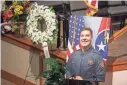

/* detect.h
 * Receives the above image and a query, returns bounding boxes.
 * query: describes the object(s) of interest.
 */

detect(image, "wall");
[112,70,127,85]
[1,40,40,85]
[100,70,127,85]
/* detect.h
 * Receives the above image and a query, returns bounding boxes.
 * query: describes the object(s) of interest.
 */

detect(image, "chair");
[107,1,127,36]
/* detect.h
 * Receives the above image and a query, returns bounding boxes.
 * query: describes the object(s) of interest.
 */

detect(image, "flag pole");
[104,18,109,44]
[72,15,77,48]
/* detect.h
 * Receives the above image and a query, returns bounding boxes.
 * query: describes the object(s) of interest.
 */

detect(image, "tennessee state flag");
[66,16,111,61]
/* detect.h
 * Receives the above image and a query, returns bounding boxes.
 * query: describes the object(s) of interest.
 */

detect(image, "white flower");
[29,16,35,21]
[45,9,50,13]
[26,3,57,44]
[49,37,53,41]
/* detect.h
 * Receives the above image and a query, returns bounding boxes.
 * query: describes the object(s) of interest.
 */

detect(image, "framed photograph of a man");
[66,16,111,82]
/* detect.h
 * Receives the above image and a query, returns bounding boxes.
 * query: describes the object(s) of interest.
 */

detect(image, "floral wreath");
[26,3,57,45]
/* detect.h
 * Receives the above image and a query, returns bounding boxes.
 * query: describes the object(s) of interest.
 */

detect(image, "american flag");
[66,15,85,61]
[66,16,111,61]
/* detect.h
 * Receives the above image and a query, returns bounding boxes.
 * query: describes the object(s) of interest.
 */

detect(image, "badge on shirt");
[99,61,105,68]
[88,59,94,65]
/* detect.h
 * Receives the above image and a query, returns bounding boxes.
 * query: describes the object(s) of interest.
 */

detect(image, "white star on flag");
[97,41,106,51]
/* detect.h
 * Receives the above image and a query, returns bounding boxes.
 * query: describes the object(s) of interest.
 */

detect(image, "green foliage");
[12,24,20,32]
[36,57,66,85]
[9,14,28,22]
[49,6,55,12]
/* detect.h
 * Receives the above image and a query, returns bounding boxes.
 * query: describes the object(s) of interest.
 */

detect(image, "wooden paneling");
[1,34,66,60]
[1,70,36,85]
[108,25,127,44]
[107,60,127,72]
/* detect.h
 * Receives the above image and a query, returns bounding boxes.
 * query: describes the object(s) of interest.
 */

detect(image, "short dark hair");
[80,27,93,36]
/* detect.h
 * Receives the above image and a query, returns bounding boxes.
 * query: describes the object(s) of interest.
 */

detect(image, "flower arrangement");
[2,1,31,22]
[1,1,31,36]
[26,2,58,44]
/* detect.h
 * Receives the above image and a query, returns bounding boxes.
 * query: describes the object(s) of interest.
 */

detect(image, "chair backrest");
[108,1,122,6]
[70,1,87,11]
[36,1,71,15]
[125,1,127,5]
[69,1,87,15]
[36,1,69,6]
[98,1,108,9]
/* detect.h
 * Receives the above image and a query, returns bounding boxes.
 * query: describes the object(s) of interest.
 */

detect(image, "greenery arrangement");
[36,57,66,85]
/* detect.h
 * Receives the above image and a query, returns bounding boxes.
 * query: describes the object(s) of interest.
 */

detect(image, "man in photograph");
[66,27,105,82]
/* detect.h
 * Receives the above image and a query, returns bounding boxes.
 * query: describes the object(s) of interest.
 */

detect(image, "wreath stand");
[22,42,59,85]
[22,46,37,85]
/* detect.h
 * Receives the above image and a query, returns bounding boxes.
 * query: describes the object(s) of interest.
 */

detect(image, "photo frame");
[66,15,111,82]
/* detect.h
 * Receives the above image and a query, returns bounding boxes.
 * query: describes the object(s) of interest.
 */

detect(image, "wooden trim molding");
[1,34,66,60]
[1,34,32,51]
[109,25,127,44]
[1,70,36,85]
[107,25,127,71]
[39,56,44,85]
[107,60,127,72]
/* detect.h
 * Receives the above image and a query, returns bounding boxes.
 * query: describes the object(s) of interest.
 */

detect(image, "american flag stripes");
[67,16,85,59]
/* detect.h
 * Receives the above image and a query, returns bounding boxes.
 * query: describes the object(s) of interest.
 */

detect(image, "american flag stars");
[68,16,85,57]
